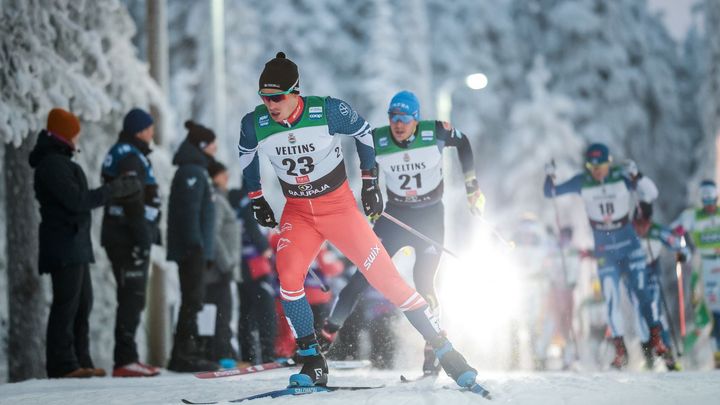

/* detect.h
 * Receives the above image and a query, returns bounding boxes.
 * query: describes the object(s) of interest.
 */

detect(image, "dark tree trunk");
[5,133,46,382]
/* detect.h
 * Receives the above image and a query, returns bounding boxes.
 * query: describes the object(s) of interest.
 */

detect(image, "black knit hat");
[207,159,227,178]
[259,52,299,93]
[185,120,216,149]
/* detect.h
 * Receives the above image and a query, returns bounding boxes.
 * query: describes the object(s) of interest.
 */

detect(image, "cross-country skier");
[237,52,486,394]
[671,179,720,369]
[544,143,673,369]
[632,214,687,370]
[316,90,485,376]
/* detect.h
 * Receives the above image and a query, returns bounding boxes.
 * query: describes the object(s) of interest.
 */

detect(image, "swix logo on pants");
[364,244,380,271]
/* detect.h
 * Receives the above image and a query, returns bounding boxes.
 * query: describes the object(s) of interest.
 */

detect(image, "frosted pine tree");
[0,0,162,380]
[502,56,583,222]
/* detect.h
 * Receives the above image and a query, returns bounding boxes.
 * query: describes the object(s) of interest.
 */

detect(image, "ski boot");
[649,326,669,356]
[422,342,442,376]
[433,338,491,398]
[288,335,328,387]
[640,341,655,369]
[610,337,628,370]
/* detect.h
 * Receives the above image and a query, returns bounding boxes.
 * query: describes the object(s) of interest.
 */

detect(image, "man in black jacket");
[166,120,218,372]
[29,108,141,378]
[101,108,162,377]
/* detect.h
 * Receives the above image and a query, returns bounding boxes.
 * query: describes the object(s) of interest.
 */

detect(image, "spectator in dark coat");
[166,120,219,372]
[101,108,161,377]
[201,160,241,366]
[29,108,141,379]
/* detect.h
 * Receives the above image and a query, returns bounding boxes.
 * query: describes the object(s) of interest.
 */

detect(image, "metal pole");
[381,212,460,259]
[147,0,169,145]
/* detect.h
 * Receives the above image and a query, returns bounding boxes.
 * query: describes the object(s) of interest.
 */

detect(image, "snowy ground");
[0,367,718,405]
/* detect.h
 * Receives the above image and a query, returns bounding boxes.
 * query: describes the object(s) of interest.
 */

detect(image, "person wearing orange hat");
[29,108,142,378]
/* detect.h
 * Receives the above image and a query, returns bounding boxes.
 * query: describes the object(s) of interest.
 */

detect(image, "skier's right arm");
[238,112,277,228]
[543,173,584,198]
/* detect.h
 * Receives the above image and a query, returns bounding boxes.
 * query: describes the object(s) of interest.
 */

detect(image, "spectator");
[29,108,141,378]
[166,120,218,372]
[202,160,241,366]
[100,108,162,377]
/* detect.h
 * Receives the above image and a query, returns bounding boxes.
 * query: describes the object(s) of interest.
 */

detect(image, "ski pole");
[475,215,516,250]
[381,212,460,259]
[643,236,683,357]
[547,159,580,361]
[308,269,329,292]
[677,236,687,338]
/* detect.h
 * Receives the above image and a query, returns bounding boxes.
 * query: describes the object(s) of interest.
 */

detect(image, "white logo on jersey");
[187,177,197,187]
[338,102,350,116]
[308,106,322,113]
[280,223,293,233]
[379,137,389,147]
[421,131,433,141]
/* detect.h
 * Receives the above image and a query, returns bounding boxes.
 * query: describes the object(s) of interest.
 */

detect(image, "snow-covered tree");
[0,0,161,381]
[503,56,583,222]
[511,0,692,221]
[699,0,720,184]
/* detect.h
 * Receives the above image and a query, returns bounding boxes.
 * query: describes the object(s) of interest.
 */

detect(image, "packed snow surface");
[0,368,718,405]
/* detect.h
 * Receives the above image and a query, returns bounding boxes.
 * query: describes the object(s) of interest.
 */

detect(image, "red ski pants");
[276,182,426,312]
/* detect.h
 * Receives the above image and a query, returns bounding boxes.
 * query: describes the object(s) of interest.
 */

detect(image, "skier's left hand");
[361,168,383,220]
[465,176,485,216]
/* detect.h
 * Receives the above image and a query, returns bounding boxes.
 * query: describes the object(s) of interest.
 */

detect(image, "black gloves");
[108,175,142,201]
[250,192,278,228]
[676,252,687,263]
[361,167,383,220]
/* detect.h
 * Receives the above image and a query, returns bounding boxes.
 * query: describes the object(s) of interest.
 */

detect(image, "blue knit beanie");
[388,91,420,121]
[122,108,154,135]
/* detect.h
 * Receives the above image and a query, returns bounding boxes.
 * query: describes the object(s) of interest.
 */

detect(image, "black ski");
[181,385,384,404]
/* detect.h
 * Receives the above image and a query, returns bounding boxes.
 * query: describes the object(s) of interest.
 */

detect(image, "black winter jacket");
[166,140,215,261]
[29,130,111,274]
[101,132,161,250]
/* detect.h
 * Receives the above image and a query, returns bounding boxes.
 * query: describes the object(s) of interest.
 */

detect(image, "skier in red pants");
[237,52,488,396]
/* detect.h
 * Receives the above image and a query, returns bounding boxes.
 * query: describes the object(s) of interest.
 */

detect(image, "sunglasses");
[389,113,415,124]
[585,162,609,170]
[258,88,293,103]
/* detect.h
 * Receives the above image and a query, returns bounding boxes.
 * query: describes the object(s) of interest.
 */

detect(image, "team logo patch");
[288,133,296,143]
[339,102,350,116]
[403,153,410,162]
[308,106,323,119]
[295,175,310,184]
[277,238,291,252]
[421,130,433,141]
[379,137,389,147]
[259,115,270,127]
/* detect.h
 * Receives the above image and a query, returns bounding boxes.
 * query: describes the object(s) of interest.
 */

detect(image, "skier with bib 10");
[237,52,488,396]
[544,143,676,370]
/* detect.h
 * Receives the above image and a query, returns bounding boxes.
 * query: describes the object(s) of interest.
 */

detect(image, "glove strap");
[248,190,264,200]
[361,167,378,180]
